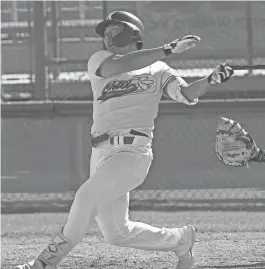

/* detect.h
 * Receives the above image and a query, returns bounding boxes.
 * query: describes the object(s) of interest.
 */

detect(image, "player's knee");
[104,235,116,245]
[74,186,86,202]
[104,223,132,246]
[138,175,146,185]
[105,233,127,246]
[74,183,95,205]
[74,175,101,200]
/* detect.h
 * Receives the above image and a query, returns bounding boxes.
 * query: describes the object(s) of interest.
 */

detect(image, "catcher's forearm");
[181,77,211,101]
[251,149,265,163]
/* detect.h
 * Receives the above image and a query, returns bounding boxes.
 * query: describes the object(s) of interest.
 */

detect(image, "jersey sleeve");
[87,50,113,79]
[161,64,198,105]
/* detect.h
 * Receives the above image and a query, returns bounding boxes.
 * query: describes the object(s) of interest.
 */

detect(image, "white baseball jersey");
[87,50,198,138]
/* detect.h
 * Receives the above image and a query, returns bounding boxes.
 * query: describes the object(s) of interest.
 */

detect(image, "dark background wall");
[2,102,265,193]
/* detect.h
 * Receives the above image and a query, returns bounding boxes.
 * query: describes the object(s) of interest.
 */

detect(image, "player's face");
[104,24,137,54]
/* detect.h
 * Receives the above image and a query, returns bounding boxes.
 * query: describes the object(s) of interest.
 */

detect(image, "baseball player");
[16,11,236,269]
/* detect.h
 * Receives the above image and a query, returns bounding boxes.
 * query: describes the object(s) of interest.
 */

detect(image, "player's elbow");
[181,77,211,101]
[166,84,198,105]
[181,85,199,102]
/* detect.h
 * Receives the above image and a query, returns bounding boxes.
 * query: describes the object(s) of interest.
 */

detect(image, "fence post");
[246,1,253,75]
[12,0,18,22]
[79,0,86,20]
[51,1,60,59]
[33,1,46,100]
[27,1,33,86]
[102,1,107,50]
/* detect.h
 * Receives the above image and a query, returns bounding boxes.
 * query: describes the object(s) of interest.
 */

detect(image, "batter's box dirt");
[1,212,265,269]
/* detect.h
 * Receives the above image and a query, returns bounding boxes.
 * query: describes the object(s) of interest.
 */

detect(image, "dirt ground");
[1,211,265,269]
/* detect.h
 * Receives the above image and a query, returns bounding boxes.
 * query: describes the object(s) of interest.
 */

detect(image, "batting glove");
[208,61,234,85]
[163,35,201,56]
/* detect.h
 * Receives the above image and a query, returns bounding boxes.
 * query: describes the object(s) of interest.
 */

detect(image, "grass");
[1,211,265,269]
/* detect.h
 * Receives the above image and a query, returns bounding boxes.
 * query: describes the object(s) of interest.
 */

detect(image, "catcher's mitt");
[214,117,258,168]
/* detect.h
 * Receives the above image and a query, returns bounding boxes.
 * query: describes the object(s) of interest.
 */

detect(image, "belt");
[91,129,149,148]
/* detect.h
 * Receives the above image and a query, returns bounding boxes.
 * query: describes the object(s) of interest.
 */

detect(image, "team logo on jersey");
[98,75,156,102]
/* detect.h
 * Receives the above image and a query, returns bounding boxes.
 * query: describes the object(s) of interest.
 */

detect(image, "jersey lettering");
[98,75,156,103]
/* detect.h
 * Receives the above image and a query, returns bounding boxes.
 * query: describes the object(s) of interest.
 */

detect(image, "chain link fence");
[2,188,265,214]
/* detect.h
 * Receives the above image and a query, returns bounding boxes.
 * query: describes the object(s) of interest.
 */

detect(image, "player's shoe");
[15,259,56,269]
[174,224,197,269]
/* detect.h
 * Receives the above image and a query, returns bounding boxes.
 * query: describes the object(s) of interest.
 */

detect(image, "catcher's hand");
[214,117,259,168]
[163,35,201,55]
[208,61,234,85]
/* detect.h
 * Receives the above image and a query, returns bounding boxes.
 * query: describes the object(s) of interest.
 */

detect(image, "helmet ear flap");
[136,42,143,50]
[111,24,143,48]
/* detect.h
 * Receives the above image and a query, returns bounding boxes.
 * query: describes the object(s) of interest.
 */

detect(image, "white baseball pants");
[63,144,188,254]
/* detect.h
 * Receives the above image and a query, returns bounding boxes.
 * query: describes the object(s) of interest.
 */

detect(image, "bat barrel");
[231,65,265,70]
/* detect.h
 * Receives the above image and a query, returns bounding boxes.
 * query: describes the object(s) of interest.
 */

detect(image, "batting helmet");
[95,11,144,49]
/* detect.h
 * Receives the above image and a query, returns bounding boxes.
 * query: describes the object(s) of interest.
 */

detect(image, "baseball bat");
[230,65,265,70]
[47,58,265,70]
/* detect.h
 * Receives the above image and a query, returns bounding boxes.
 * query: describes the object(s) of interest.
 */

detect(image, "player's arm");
[100,48,166,78]
[162,62,234,104]
[99,35,200,78]
[235,129,265,163]
[227,121,265,164]
[251,149,265,163]
[182,61,234,101]
[180,77,211,101]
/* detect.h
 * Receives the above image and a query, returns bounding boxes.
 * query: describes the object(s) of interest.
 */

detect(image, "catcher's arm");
[237,135,265,163]
[251,149,265,163]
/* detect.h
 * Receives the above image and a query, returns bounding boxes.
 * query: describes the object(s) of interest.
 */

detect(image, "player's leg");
[63,148,153,243]
[16,149,152,269]
[96,192,196,268]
